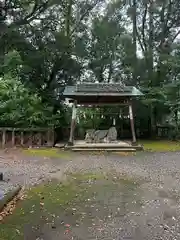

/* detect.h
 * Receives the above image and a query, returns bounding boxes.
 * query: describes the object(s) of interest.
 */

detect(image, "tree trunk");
[64,0,73,83]
[148,1,156,136]
[148,0,154,87]
[132,0,137,85]
[65,0,73,39]
[150,104,156,138]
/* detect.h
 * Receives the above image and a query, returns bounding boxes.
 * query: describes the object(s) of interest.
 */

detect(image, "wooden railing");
[0,127,54,148]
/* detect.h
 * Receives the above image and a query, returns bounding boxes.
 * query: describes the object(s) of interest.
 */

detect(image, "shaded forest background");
[1,0,180,139]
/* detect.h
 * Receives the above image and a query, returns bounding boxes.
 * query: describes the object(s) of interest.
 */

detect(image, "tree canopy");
[1,0,180,137]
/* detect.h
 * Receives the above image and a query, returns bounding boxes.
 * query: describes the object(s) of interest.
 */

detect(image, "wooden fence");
[0,127,54,148]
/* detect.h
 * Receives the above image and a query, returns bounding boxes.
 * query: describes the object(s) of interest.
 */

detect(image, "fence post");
[39,133,42,146]
[47,127,54,147]
[29,131,32,147]
[12,129,15,147]
[20,132,24,146]
[2,129,6,148]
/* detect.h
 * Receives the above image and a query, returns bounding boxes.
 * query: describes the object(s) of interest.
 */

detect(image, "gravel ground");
[1,150,180,239]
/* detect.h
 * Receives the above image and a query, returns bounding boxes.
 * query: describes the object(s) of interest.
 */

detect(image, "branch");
[107,60,113,83]
[23,0,39,21]
[13,0,49,26]
[171,29,180,43]
[164,0,173,28]
[141,3,148,51]
[3,0,10,18]
[135,26,145,54]
[70,0,100,36]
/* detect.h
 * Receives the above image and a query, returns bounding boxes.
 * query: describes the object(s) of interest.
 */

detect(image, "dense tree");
[1,0,180,138]
[0,74,57,127]
[0,0,103,103]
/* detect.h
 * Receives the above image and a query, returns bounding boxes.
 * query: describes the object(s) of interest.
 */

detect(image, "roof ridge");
[76,82,125,85]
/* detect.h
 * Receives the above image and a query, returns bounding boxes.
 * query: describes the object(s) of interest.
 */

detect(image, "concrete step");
[72,148,137,152]
[71,145,129,149]
[69,145,143,151]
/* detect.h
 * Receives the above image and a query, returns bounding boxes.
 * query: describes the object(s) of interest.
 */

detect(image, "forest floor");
[1,142,180,239]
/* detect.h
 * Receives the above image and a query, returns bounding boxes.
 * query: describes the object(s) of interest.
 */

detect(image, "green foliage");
[1,0,180,137]
[0,74,59,127]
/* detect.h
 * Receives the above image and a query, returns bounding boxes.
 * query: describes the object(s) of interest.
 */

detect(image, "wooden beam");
[129,104,137,144]
[68,98,130,106]
[77,103,129,107]
[0,127,51,132]
[68,101,77,145]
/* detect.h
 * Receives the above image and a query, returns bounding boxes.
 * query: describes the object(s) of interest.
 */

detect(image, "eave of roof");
[63,85,143,97]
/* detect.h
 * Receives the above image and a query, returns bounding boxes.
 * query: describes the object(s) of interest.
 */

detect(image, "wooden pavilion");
[63,83,143,151]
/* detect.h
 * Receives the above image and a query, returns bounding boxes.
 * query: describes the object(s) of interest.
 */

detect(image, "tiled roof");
[76,83,129,93]
[63,83,143,97]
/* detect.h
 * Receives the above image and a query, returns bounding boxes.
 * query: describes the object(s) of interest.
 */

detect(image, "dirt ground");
[1,150,180,239]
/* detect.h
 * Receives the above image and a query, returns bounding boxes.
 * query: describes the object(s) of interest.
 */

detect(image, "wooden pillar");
[129,103,137,144]
[12,129,15,147]
[119,108,123,138]
[68,101,77,145]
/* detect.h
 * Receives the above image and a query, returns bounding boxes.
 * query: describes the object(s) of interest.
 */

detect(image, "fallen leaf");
[16,229,20,235]
[65,224,71,227]
[64,229,70,234]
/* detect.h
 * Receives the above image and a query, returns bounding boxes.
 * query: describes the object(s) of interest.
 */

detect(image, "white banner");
[72,105,77,119]
[129,105,133,120]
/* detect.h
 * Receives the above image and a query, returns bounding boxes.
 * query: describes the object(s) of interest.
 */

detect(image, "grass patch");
[23,148,71,159]
[140,140,180,152]
[0,174,94,240]
[0,172,141,240]
[67,172,103,181]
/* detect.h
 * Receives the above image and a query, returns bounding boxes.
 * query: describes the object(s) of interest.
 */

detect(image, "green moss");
[68,172,103,181]
[0,173,141,240]
[0,177,89,240]
[140,140,180,152]
[23,148,71,159]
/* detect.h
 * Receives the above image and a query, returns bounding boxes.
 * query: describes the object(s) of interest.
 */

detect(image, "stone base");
[67,141,74,146]
[64,140,144,152]
[132,141,138,146]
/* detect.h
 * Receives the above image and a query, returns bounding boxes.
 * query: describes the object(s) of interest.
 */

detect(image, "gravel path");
[2,150,180,239]
[2,151,180,188]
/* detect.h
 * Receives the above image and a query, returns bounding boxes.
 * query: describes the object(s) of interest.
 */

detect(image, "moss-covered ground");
[140,140,180,152]
[23,148,71,159]
[0,173,141,240]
